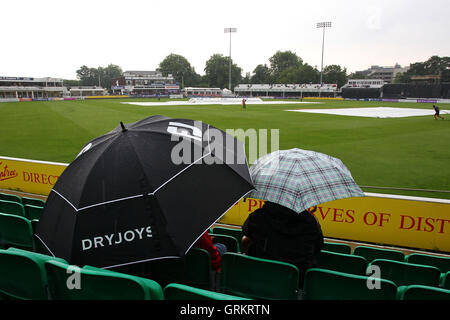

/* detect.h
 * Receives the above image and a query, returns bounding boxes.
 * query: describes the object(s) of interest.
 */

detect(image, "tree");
[158,53,200,87]
[102,64,123,90]
[348,71,368,79]
[76,64,123,90]
[322,64,348,88]
[251,64,272,84]
[269,51,303,81]
[403,56,450,82]
[204,54,242,89]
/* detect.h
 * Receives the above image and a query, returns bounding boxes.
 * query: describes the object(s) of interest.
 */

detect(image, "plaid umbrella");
[249,148,364,213]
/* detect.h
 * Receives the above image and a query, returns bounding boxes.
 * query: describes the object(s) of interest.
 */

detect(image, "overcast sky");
[2,0,450,80]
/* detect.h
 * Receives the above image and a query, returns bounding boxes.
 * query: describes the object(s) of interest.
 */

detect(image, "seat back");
[0,200,25,217]
[45,261,163,300]
[21,197,45,208]
[302,268,398,300]
[185,248,211,289]
[397,285,450,300]
[0,248,65,300]
[323,242,352,255]
[406,253,450,274]
[220,252,299,300]
[318,250,368,275]
[24,204,44,221]
[443,271,450,289]
[353,246,404,263]
[164,283,250,300]
[370,259,441,287]
[211,226,243,243]
[0,193,22,204]
[212,234,240,253]
[0,213,34,250]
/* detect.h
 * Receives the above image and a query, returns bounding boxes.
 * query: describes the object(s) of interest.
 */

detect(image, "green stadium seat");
[0,200,25,217]
[370,259,441,287]
[353,246,405,263]
[302,268,398,300]
[323,242,352,254]
[396,285,450,300]
[0,193,22,204]
[212,234,240,253]
[0,248,67,300]
[185,248,212,290]
[164,283,251,300]
[21,197,45,208]
[0,213,34,250]
[220,252,299,300]
[45,261,164,300]
[406,253,450,274]
[443,272,450,290]
[24,204,43,220]
[317,250,368,275]
[211,226,243,243]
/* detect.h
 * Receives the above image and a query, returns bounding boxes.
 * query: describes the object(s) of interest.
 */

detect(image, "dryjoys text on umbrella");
[81,226,153,251]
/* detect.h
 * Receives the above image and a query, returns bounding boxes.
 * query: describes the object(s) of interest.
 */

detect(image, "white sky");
[2,0,450,80]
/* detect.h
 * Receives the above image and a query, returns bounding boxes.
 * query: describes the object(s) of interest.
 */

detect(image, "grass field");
[0,98,449,199]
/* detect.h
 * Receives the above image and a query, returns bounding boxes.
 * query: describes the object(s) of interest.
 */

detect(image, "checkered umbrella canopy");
[249,148,364,213]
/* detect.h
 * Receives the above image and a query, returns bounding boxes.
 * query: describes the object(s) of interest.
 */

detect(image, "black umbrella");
[35,115,254,268]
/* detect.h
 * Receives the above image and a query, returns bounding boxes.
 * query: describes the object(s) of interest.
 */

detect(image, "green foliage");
[402,56,450,82]
[322,65,348,88]
[76,64,123,91]
[158,53,201,88]
[204,54,242,89]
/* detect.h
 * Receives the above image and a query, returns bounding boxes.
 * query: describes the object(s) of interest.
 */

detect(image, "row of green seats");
[302,268,450,300]
[0,247,246,300]
[0,192,45,207]
[1,246,449,300]
[212,226,450,277]
[0,199,43,220]
[0,212,36,251]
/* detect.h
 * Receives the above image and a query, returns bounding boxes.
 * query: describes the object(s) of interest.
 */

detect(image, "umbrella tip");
[120,121,127,132]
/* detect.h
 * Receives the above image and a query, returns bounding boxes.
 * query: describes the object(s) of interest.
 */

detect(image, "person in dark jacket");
[241,201,324,288]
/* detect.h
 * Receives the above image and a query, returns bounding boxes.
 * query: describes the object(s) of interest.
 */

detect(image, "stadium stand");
[212,234,240,253]
[317,250,368,276]
[24,204,43,221]
[302,268,398,300]
[396,285,450,300]
[220,252,299,300]
[323,241,352,254]
[369,259,442,287]
[353,245,405,263]
[0,248,67,300]
[442,272,450,289]
[184,248,212,290]
[211,226,243,244]
[234,83,338,98]
[164,283,250,300]
[0,76,66,100]
[0,213,34,250]
[0,193,22,204]
[21,197,45,208]
[45,261,164,300]
[0,200,26,217]
[406,253,450,274]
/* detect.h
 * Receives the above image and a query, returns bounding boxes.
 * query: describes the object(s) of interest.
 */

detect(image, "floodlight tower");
[224,27,237,91]
[316,22,332,87]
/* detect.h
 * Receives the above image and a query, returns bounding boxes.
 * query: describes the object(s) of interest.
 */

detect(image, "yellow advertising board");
[0,156,67,196]
[1,155,449,253]
[219,194,450,253]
